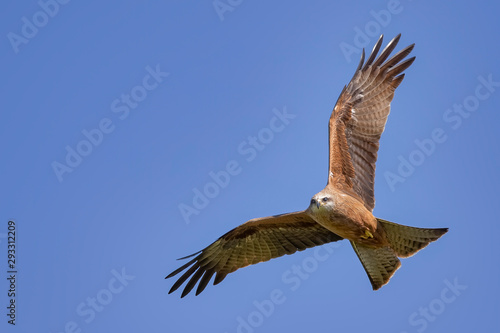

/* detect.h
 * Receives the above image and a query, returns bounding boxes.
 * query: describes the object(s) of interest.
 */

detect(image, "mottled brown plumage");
[167,34,448,297]
[328,34,415,211]
[166,212,342,297]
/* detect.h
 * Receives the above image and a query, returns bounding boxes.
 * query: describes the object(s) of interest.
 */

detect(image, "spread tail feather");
[352,220,448,290]
[377,219,448,258]
[351,242,401,290]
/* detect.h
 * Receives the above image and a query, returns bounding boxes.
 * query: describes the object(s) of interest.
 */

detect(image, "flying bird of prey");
[166,34,448,297]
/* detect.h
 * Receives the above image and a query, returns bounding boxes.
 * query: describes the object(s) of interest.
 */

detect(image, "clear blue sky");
[1,1,499,332]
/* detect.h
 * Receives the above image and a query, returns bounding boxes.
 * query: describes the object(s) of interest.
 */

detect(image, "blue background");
[1,1,499,332]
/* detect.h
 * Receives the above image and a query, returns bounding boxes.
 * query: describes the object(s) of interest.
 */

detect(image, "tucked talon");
[361,230,374,239]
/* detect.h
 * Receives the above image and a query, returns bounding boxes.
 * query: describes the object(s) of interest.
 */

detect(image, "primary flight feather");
[166,34,448,297]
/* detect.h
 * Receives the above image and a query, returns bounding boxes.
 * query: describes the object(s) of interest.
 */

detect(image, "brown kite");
[167,34,448,297]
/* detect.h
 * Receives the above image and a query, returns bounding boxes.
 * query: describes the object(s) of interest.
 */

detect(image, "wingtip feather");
[181,268,205,297]
[177,250,202,260]
[372,34,404,68]
[356,48,366,72]
[363,34,384,69]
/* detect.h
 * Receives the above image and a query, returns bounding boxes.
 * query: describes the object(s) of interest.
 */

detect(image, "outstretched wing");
[328,34,415,211]
[166,211,342,297]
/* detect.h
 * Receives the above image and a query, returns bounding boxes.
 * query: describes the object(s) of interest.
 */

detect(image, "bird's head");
[308,191,335,214]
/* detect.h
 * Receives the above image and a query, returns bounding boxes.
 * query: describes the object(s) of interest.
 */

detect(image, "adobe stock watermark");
[226,242,341,333]
[339,0,410,63]
[178,106,296,225]
[51,64,169,182]
[400,277,467,333]
[52,267,135,333]
[213,0,243,21]
[7,0,71,54]
[384,73,499,191]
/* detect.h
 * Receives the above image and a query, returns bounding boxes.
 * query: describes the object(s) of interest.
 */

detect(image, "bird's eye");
[322,197,329,202]
[310,198,316,205]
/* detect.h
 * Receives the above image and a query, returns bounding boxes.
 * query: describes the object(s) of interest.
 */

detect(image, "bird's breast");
[309,203,387,247]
